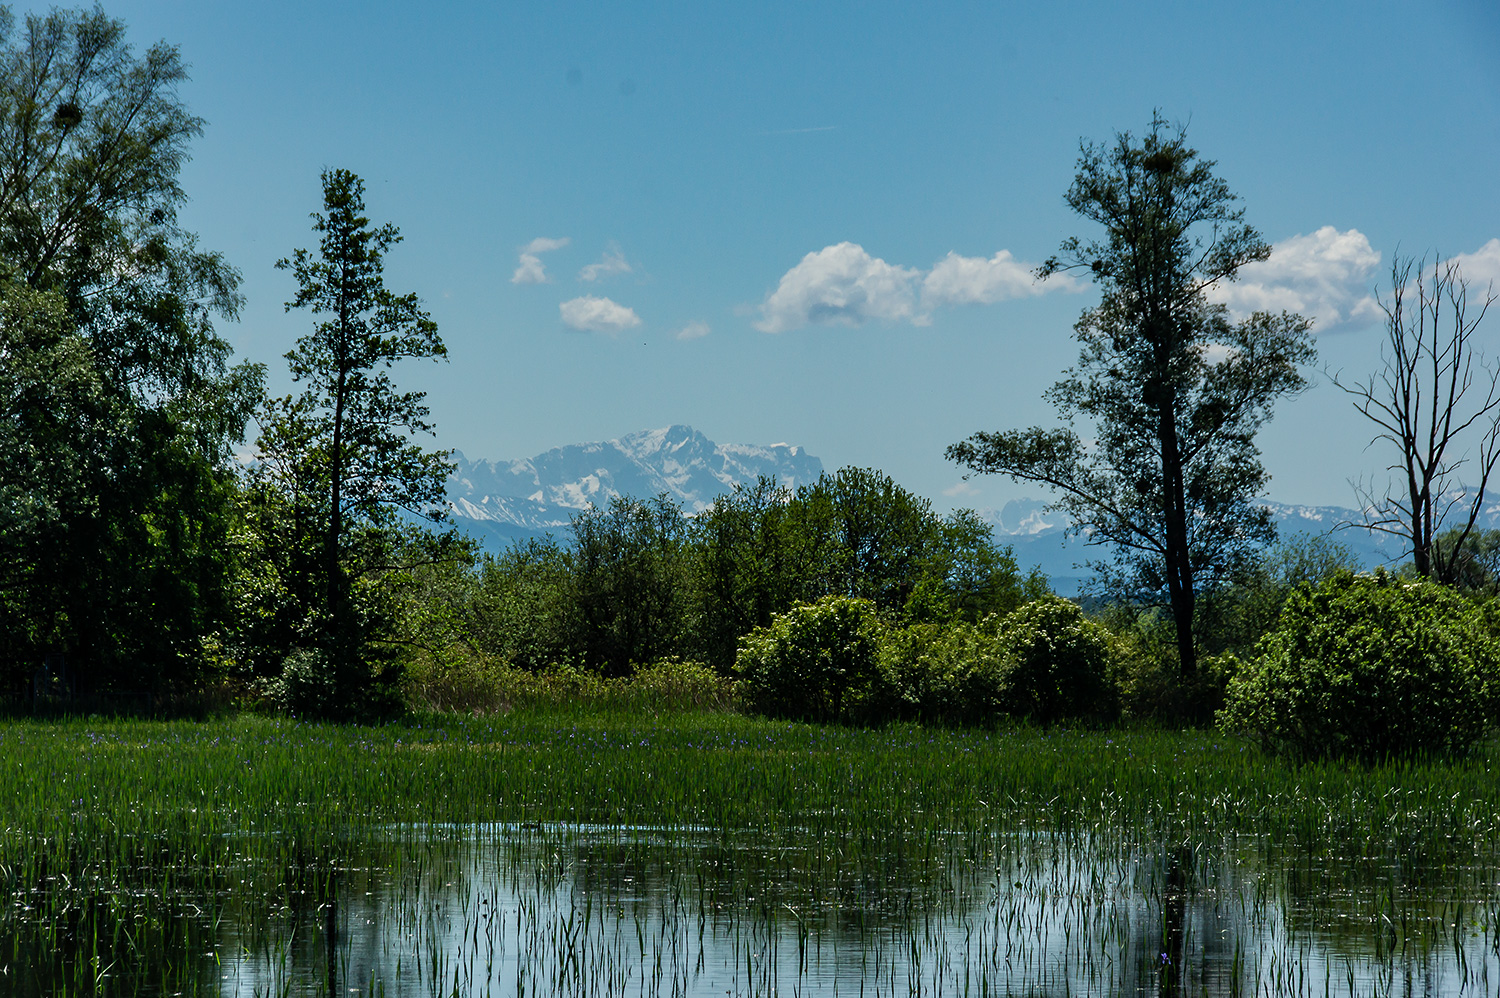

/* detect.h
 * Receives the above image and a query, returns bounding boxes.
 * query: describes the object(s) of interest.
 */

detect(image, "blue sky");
[34,0,1500,512]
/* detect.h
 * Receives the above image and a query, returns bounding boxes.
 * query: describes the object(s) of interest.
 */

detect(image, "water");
[9,822,1496,996]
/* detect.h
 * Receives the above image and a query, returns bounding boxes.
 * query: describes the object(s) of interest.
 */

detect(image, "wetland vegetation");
[2,709,1499,994]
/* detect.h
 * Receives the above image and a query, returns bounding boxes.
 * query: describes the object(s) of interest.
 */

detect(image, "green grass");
[2,708,1496,854]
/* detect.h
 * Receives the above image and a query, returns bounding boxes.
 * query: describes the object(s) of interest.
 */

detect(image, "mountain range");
[444,425,1500,591]
[446,425,822,548]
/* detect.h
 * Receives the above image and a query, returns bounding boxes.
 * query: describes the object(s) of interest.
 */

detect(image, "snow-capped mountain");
[446,426,1500,589]
[983,496,1500,593]
[447,425,823,546]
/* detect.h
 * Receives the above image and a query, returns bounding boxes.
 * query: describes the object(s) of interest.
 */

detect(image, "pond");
[5,820,1497,996]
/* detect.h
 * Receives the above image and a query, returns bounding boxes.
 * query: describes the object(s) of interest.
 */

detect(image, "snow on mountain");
[981,496,1500,593]
[447,425,823,541]
[446,424,1500,587]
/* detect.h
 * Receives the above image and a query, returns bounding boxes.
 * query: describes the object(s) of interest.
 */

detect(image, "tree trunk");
[1153,343,1197,679]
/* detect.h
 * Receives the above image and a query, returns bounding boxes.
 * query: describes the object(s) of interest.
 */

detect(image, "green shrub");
[1108,610,1235,726]
[405,654,739,715]
[877,621,1008,726]
[1219,571,1500,761]
[990,596,1118,724]
[612,658,741,713]
[736,595,883,722]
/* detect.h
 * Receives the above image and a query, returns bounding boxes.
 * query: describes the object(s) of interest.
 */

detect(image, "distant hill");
[446,425,823,547]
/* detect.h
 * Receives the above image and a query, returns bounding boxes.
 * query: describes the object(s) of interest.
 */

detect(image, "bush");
[877,622,1009,726]
[1219,571,1500,761]
[405,654,739,715]
[736,596,883,722]
[1109,609,1234,726]
[990,596,1118,724]
[259,647,336,717]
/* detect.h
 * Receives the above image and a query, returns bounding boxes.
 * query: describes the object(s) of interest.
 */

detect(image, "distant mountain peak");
[446,426,824,542]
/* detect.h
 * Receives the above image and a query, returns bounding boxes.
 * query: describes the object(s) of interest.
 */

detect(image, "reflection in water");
[215,825,1498,997]
[3,823,1497,995]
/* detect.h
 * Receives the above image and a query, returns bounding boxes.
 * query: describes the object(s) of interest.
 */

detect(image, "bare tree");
[1336,255,1498,583]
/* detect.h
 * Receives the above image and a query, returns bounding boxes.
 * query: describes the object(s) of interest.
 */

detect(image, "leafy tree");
[689,471,1042,669]
[468,537,582,670]
[1193,531,1362,658]
[570,495,691,675]
[1334,255,1498,585]
[691,477,817,671]
[919,508,1050,624]
[247,169,449,716]
[0,284,108,667]
[947,116,1313,680]
[815,467,937,614]
[0,7,262,697]
[1431,527,1500,595]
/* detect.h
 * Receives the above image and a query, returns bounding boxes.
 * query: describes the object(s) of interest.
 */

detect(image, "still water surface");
[10,822,1500,996]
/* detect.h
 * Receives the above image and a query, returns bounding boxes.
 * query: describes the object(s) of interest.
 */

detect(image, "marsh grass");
[0,710,1496,993]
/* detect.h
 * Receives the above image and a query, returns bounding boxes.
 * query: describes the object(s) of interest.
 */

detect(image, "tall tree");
[947,117,1313,679]
[0,7,262,696]
[1334,255,1498,584]
[249,168,450,715]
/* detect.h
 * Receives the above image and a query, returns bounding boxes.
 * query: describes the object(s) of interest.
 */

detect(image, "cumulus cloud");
[1206,226,1381,331]
[579,245,633,282]
[1452,238,1500,293]
[754,242,922,333]
[755,242,1072,333]
[675,320,711,340]
[560,295,641,333]
[511,236,570,284]
[921,249,1064,307]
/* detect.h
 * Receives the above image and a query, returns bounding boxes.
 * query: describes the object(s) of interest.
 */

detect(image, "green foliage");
[1431,527,1500,595]
[405,655,738,716]
[1195,532,1364,658]
[1111,620,1237,726]
[990,596,1118,724]
[244,170,450,718]
[948,116,1314,678]
[689,477,839,670]
[0,8,263,697]
[1220,572,1500,760]
[876,621,1009,726]
[736,595,883,723]
[690,472,1045,671]
[738,594,1119,729]
[459,538,581,671]
[571,496,692,676]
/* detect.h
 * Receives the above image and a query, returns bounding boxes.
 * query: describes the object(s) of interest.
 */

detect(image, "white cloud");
[755,242,922,333]
[1207,226,1381,331]
[560,295,641,333]
[922,249,1065,307]
[511,236,570,284]
[755,242,1073,333]
[675,320,711,340]
[942,480,980,498]
[1452,238,1500,294]
[579,245,633,282]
